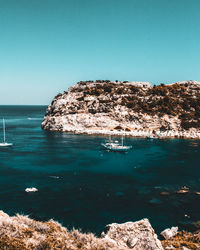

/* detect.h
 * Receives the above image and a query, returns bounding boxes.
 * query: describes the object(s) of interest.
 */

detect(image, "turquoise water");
[0,105,200,234]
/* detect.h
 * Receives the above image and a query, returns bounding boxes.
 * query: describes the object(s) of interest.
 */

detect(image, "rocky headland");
[42,80,200,139]
[0,210,199,249]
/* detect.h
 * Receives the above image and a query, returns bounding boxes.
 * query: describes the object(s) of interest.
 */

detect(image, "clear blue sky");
[0,0,200,105]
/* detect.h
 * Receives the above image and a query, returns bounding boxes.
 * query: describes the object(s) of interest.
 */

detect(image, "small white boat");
[0,142,13,147]
[25,187,38,192]
[101,134,119,147]
[0,118,13,147]
[102,131,132,152]
[102,143,132,152]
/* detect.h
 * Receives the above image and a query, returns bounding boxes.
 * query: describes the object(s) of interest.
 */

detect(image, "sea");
[0,105,200,235]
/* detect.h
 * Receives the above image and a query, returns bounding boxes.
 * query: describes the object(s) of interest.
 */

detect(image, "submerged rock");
[149,198,162,205]
[176,189,189,194]
[160,191,170,196]
[176,186,189,194]
[186,220,200,232]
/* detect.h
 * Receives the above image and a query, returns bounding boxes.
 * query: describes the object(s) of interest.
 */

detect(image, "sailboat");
[101,133,119,148]
[102,130,132,152]
[0,118,13,147]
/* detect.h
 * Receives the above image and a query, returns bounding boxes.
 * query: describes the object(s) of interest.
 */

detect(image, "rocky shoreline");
[0,210,199,249]
[42,80,200,139]
[42,126,200,140]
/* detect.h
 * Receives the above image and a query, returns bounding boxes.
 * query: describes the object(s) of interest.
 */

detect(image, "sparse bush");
[0,211,116,250]
[114,125,123,130]
[55,93,62,98]
[103,86,112,93]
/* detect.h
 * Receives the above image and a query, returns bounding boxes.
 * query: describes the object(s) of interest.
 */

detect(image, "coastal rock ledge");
[0,210,200,249]
[42,80,200,139]
[0,210,163,249]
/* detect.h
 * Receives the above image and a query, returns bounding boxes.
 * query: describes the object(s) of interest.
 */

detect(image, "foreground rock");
[0,210,200,249]
[42,80,200,139]
[160,227,178,240]
[102,219,163,249]
[0,210,163,249]
[161,230,200,249]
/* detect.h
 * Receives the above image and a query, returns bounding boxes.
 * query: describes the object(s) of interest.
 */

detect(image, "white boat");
[102,143,132,152]
[101,134,119,148]
[0,118,13,147]
[25,187,38,192]
[102,131,132,152]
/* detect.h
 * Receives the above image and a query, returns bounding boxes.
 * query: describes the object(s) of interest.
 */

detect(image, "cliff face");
[42,80,200,138]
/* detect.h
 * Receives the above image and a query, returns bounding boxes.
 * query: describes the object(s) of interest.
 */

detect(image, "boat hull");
[102,143,132,152]
[0,142,13,147]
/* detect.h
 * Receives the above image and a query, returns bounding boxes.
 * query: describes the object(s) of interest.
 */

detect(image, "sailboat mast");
[3,118,5,143]
[122,131,123,146]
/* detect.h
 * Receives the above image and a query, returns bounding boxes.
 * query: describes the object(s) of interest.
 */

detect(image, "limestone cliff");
[42,80,200,138]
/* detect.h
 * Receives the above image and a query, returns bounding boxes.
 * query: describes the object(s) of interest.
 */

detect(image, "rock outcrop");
[0,210,163,249]
[160,227,178,240]
[161,230,200,249]
[0,210,200,249]
[102,219,163,249]
[42,80,200,139]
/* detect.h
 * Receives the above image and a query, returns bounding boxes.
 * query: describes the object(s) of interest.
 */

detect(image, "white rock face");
[42,80,200,139]
[123,81,152,88]
[160,226,178,240]
[102,219,164,250]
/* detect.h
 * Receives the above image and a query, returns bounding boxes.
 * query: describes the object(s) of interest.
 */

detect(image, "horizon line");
[0,104,48,106]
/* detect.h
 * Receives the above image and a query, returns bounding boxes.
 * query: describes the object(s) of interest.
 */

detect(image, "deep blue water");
[0,105,200,234]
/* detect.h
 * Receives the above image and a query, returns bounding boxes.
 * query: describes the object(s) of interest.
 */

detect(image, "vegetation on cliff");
[42,80,200,136]
[71,80,200,130]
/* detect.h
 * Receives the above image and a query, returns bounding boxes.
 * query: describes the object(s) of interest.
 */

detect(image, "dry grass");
[0,211,116,250]
[161,230,200,249]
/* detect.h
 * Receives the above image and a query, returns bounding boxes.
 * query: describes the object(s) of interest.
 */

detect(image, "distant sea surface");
[0,105,200,234]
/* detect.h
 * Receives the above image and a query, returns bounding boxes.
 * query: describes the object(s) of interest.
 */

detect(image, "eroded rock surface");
[102,219,163,250]
[160,227,178,240]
